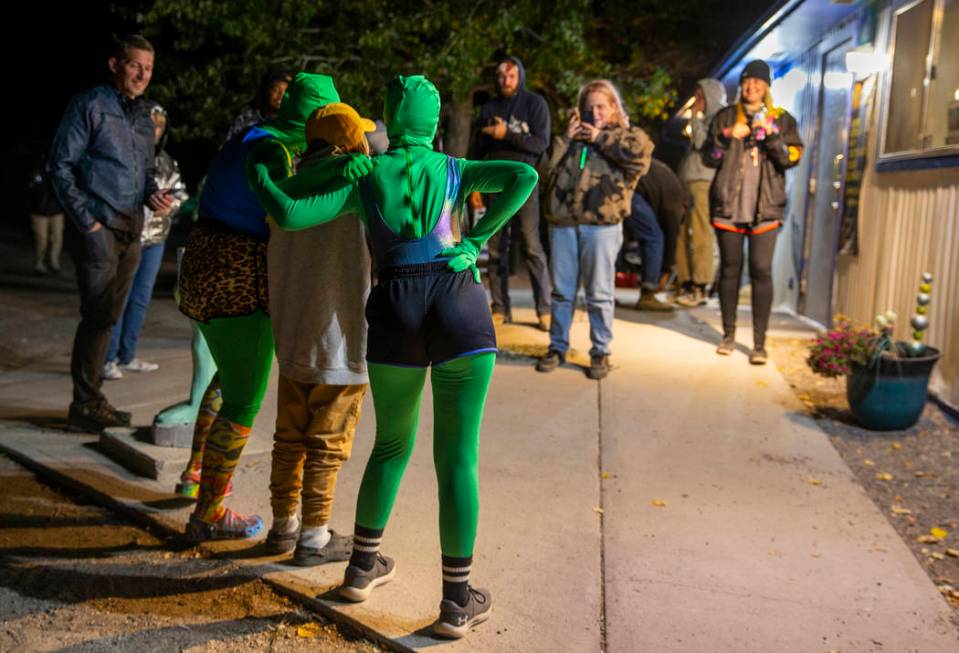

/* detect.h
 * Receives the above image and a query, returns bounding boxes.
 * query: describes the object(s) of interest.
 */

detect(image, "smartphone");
[580,109,595,125]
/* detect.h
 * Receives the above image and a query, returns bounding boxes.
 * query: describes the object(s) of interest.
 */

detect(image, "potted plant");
[807,274,941,431]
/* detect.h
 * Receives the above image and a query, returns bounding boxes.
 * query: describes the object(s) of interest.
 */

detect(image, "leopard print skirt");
[178,219,269,323]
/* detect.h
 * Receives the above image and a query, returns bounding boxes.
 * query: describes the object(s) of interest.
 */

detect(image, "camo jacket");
[543,125,653,226]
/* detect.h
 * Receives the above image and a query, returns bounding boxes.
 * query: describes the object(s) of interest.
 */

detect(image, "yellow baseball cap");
[306,102,377,152]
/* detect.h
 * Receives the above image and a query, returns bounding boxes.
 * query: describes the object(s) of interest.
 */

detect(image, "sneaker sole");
[432,607,493,639]
[186,516,264,542]
[265,535,299,556]
[716,347,734,356]
[338,563,397,603]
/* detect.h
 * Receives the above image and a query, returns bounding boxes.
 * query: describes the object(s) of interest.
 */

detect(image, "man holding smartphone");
[472,56,552,329]
[49,34,174,432]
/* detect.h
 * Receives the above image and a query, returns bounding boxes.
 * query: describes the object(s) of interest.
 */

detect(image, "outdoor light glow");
[824,71,853,90]
[845,51,890,77]
[771,68,808,102]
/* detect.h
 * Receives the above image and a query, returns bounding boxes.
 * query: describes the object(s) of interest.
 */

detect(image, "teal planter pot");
[846,347,941,431]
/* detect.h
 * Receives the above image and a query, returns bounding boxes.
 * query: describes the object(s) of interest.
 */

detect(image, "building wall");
[835,164,959,410]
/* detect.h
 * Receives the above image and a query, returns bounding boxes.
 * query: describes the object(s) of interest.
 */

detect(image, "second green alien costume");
[177,73,347,539]
[253,75,537,609]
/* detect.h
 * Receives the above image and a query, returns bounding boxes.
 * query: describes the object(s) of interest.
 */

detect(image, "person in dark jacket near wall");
[49,34,174,432]
[628,158,688,311]
[472,56,552,329]
[703,59,803,365]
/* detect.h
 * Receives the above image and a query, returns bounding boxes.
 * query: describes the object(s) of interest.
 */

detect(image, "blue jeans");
[107,242,165,364]
[623,193,664,288]
[548,224,623,357]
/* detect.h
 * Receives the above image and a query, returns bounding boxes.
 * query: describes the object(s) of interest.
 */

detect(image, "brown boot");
[634,289,675,312]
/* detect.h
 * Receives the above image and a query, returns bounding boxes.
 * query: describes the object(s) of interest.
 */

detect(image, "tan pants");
[31,213,64,270]
[675,180,716,286]
[271,376,366,527]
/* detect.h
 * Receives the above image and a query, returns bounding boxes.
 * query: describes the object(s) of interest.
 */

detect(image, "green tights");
[355,352,495,558]
[196,310,274,427]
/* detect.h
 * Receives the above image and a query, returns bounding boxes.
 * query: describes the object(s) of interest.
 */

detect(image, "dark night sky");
[3,2,775,231]
[3,2,126,222]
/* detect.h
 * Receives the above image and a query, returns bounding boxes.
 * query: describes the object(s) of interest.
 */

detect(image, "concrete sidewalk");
[0,293,956,652]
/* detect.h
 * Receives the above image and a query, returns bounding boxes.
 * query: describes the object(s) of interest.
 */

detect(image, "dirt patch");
[768,336,959,616]
[0,455,383,652]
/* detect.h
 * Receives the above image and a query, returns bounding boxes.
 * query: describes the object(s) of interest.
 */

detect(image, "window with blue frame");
[881,0,959,160]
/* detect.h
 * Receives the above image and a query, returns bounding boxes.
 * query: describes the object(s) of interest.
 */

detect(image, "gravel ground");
[768,335,959,618]
[0,454,382,653]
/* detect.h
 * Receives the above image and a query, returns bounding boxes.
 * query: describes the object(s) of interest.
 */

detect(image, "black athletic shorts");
[365,262,497,367]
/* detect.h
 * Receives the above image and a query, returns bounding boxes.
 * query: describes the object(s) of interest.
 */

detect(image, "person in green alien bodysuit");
[177,72,355,542]
[252,75,537,639]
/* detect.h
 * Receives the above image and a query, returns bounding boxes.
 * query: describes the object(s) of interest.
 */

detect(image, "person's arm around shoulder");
[249,152,371,231]
[48,94,100,233]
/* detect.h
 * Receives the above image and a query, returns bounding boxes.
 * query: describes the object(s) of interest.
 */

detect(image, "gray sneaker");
[676,286,707,308]
[264,526,299,555]
[433,586,493,639]
[749,348,768,365]
[716,337,736,356]
[338,553,396,602]
[293,530,352,566]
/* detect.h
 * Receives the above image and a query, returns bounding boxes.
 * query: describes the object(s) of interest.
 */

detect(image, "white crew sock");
[299,524,331,549]
[273,514,300,535]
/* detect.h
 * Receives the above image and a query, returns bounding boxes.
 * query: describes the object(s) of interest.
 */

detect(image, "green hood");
[261,72,340,154]
[384,75,439,149]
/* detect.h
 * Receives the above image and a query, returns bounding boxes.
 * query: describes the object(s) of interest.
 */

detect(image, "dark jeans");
[715,227,778,349]
[68,223,141,405]
[623,194,664,288]
[485,189,551,317]
[108,242,165,365]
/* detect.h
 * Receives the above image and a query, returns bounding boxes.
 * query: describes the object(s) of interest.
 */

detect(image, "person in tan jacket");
[537,79,653,379]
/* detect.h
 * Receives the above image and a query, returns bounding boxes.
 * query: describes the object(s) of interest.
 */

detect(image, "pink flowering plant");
[806,315,884,378]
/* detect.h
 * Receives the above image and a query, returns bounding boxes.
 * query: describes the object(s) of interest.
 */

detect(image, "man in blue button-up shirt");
[49,34,174,432]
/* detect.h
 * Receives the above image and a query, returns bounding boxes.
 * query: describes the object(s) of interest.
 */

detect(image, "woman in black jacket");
[703,60,803,364]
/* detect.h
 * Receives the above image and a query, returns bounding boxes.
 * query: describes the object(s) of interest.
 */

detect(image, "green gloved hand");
[439,240,481,284]
[340,153,375,182]
[254,163,278,193]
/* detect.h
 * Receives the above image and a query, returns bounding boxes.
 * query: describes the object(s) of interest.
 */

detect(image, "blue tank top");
[359,156,461,271]
[198,126,275,240]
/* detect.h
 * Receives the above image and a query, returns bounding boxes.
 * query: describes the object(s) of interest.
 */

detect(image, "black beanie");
[740,60,771,85]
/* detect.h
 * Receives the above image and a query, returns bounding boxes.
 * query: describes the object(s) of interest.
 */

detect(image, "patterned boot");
[175,381,224,499]
[185,416,262,541]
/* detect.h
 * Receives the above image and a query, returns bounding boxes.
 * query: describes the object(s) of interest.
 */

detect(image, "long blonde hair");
[736,84,775,122]
[577,79,630,128]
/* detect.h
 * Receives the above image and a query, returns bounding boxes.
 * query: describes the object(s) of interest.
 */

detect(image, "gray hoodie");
[267,146,370,386]
[678,78,727,184]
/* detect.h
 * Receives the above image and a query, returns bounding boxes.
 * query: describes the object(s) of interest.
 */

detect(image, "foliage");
[119,0,771,150]
[807,317,878,378]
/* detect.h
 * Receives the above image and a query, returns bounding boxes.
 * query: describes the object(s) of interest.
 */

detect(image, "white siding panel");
[835,170,959,410]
